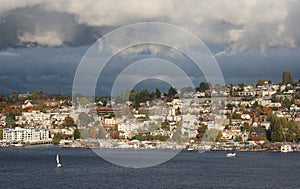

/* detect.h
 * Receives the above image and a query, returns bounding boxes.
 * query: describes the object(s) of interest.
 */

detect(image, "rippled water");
[0,145,299,189]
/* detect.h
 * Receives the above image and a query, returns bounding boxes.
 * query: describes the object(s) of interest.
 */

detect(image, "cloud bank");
[0,0,300,53]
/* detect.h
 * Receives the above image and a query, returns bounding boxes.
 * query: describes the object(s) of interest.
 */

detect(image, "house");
[22,100,39,109]
[237,91,256,97]
[249,130,267,141]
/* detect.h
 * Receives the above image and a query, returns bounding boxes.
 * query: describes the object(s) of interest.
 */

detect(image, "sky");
[0,0,300,96]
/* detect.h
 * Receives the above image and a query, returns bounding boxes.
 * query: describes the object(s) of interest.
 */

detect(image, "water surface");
[0,146,299,189]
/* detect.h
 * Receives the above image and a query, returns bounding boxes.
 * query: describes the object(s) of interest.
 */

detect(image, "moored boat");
[280,144,293,153]
[226,152,236,157]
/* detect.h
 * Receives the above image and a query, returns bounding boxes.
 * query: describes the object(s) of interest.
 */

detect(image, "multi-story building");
[2,127,51,143]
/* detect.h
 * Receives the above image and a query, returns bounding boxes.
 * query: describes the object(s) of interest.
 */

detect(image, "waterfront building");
[2,127,51,143]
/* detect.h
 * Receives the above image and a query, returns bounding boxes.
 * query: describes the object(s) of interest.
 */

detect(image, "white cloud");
[0,0,300,53]
[18,31,64,46]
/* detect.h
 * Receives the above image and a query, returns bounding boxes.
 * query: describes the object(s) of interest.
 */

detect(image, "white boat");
[226,153,236,157]
[56,154,62,168]
[281,144,293,153]
[13,143,23,147]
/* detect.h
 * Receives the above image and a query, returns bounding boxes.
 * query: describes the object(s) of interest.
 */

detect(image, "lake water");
[0,145,300,189]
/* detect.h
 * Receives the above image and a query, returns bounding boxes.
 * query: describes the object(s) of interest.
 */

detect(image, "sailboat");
[56,154,62,168]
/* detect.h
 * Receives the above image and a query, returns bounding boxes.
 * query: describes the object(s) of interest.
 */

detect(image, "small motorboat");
[280,144,293,153]
[226,153,236,157]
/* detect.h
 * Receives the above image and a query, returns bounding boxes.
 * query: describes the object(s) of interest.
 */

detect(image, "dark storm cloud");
[0,0,299,95]
[217,48,300,85]
[0,5,112,49]
[0,46,87,95]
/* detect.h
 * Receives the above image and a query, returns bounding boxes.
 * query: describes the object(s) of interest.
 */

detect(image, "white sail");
[56,154,60,164]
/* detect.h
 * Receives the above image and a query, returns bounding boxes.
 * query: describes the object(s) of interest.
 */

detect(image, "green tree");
[197,82,210,92]
[86,126,98,138]
[78,112,91,126]
[215,131,222,142]
[79,97,89,106]
[232,113,241,119]
[115,90,130,104]
[282,71,294,85]
[242,122,251,132]
[31,91,47,100]
[73,128,81,140]
[139,89,151,102]
[229,84,234,96]
[167,87,177,98]
[196,124,208,141]
[155,135,169,141]
[282,97,292,108]
[97,127,106,139]
[154,88,161,99]
[257,79,267,86]
[53,133,64,145]
[5,114,16,128]
[202,129,220,142]
[63,116,76,127]
[238,83,245,91]
[269,115,279,142]
[161,122,170,131]
[252,101,259,109]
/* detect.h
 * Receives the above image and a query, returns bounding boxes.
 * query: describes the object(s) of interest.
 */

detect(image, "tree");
[196,124,208,141]
[31,91,47,100]
[257,79,267,86]
[97,127,106,139]
[242,122,251,132]
[268,114,299,142]
[5,114,16,128]
[78,112,92,126]
[215,131,222,142]
[139,89,150,102]
[229,84,234,96]
[252,101,259,109]
[202,129,220,142]
[87,126,98,138]
[115,90,130,104]
[180,86,194,94]
[63,116,76,127]
[282,71,294,85]
[73,128,81,140]
[197,82,210,92]
[79,97,89,106]
[0,129,3,140]
[238,83,245,91]
[282,97,292,108]
[154,88,161,99]
[161,122,170,131]
[53,133,64,145]
[167,87,177,98]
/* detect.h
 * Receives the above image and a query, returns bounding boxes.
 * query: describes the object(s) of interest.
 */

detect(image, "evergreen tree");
[282,71,294,85]
[197,82,210,92]
[167,87,177,98]
[73,128,81,139]
[154,88,161,99]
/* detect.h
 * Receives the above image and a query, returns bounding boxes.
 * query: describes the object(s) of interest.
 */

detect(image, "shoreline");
[2,140,300,153]
[1,144,298,153]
